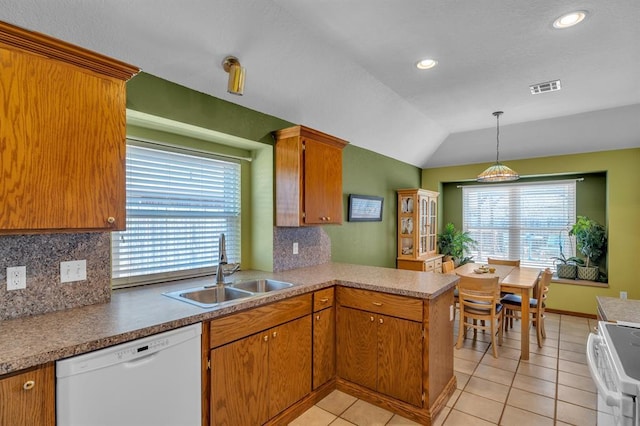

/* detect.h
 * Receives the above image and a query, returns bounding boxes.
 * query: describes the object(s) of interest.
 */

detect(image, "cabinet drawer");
[337,287,422,322]
[209,294,312,348]
[424,260,435,272]
[313,287,335,311]
[434,258,442,268]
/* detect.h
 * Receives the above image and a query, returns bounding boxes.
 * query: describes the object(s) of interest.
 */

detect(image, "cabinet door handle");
[372,302,383,307]
[316,315,321,321]
[319,298,329,304]
[263,335,269,342]
[23,380,35,391]
[107,216,116,224]
[379,318,384,324]
[272,331,278,338]
[326,217,331,221]
[370,316,374,322]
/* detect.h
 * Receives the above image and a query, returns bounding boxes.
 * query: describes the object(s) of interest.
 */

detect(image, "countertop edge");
[1,263,458,375]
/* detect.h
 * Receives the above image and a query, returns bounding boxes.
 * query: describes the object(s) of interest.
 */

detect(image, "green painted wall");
[127,73,292,270]
[422,149,640,315]
[324,145,422,268]
[127,72,418,271]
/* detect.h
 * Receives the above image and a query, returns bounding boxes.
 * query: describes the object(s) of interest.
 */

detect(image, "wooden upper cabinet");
[274,125,348,226]
[0,21,138,233]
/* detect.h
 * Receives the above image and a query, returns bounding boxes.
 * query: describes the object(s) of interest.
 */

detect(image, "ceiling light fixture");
[416,58,438,70]
[477,111,520,183]
[222,56,245,96]
[553,11,588,29]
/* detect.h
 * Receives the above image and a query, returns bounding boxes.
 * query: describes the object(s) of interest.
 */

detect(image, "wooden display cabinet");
[396,188,443,272]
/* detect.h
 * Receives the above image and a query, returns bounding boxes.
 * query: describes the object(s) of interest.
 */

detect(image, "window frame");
[111,139,242,288]
[462,179,577,269]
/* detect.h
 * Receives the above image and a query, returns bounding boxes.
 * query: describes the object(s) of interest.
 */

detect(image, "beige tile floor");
[289,313,598,425]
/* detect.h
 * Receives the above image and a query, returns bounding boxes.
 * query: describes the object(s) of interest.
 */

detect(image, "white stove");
[588,321,640,426]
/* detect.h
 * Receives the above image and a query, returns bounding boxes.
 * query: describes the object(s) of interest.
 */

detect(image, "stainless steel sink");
[163,279,294,308]
[163,285,254,308]
[229,279,294,293]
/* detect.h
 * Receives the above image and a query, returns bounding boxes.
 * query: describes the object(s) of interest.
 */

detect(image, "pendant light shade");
[477,111,519,182]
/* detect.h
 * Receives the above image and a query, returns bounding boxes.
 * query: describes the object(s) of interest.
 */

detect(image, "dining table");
[454,262,542,360]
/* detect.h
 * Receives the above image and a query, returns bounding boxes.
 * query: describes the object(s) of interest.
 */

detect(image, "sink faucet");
[216,233,228,284]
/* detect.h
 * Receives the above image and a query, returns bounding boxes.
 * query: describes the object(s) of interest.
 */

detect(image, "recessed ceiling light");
[416,58,438,70]
[553,11,588,29]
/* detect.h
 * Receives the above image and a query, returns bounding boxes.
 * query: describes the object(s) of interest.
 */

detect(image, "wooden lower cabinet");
[210,314,311,425]
[312,306,336,389]
[336,306,423,406]
[0,363,55,426]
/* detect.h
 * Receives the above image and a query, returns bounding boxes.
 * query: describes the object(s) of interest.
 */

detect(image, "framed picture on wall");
[348,194,384,222]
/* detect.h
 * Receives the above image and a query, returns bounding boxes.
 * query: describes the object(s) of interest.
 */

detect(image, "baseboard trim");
[546,308,597,319]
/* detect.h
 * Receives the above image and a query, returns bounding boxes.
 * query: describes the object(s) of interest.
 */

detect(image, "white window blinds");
[111,141,241,288]
[462,180,576,269]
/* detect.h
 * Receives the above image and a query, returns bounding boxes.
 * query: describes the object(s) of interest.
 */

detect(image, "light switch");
[61,260,87,283]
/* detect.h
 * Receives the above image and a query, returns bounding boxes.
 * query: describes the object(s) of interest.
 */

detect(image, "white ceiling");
[1,0,639,168]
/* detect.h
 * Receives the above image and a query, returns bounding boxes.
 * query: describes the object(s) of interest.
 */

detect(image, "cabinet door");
[269,315,312,418]
[336,306,377,390]
[303,139,343,224]
[0,363,55,426]
[210,333,269,426]
[0,46,126,231]
[313,306,335,389]
[377,315,423,406]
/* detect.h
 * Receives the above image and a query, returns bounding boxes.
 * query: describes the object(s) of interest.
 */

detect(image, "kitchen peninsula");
[0,262,457,425]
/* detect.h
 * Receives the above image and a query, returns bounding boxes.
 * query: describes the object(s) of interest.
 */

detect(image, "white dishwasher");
[56,323,201,426]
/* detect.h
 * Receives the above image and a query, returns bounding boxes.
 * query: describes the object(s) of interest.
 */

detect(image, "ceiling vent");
[529,79,562,95]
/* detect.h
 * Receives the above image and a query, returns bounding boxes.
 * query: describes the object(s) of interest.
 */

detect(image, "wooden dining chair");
[487,258,521,267]
[442,260,455,274]
[501,268,552,348]
[455,275,504,358]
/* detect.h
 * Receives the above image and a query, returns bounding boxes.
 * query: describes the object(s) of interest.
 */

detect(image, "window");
[462,180,576,269]
[112,141,241,288]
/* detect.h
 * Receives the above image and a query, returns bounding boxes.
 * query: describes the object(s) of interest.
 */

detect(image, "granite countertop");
[0,262,457,375]
[597,296,640,323]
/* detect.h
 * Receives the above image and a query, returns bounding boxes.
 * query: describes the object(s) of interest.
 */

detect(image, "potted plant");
[551,232,583,279]
[437,223,477,266]
[569,216,607,281]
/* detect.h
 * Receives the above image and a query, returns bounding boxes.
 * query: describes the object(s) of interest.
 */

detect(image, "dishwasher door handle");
[124,351,159,368]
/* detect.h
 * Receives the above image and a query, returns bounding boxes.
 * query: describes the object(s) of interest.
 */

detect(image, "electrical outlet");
[7,266,26,291]
[61,260,87,283]
[620,291,628,300]
[293,242,299,255]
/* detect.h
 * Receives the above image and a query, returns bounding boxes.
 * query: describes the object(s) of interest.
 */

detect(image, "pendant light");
[477,111,520,182]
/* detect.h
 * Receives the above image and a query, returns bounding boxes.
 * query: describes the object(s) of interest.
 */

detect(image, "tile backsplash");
[273,226,331,272]
[0,233,111,320]
[0,227,331,320]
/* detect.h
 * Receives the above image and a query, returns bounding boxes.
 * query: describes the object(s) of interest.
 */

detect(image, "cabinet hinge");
[302,141,306,151]
[422,328,426,339]
[302,212,306,219]
[207,359,211,370]
[422,392,426,402]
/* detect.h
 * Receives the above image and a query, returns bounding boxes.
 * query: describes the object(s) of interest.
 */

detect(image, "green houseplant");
[550,231,583,279]
[569,216,607,281]
[437,223,477,266]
